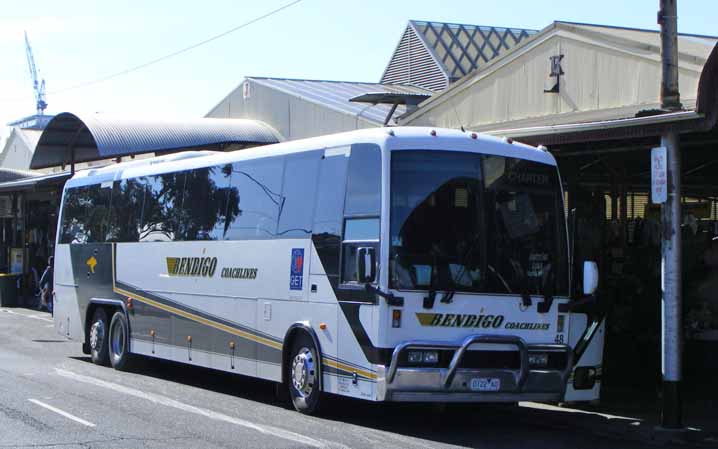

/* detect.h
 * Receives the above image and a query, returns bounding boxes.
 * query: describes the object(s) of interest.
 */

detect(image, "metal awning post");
[658,0,683,430]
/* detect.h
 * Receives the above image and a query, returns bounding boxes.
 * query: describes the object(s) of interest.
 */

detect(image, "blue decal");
[290,248,304,291]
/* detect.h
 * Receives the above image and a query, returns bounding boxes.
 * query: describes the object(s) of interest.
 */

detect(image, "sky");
[1,0,716,143]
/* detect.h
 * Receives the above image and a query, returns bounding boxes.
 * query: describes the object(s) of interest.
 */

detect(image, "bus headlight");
[407,350,439,364]
[528,353,549,367]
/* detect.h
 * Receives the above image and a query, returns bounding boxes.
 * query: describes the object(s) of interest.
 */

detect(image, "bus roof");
[65,127,556,189]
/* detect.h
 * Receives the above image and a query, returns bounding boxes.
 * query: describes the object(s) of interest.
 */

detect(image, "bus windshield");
[390,150,568,297]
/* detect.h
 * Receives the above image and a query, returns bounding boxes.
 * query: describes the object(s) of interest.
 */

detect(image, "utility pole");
[657,0,683,430]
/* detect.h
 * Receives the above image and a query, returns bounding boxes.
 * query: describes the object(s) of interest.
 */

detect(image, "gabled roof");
[246,77,432,125]
[13,128,43,153]
[381,20,537,91]
[556,21,717,63]
[402,21,718,127]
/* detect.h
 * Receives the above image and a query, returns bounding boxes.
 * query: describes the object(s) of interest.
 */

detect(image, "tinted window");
[60,184,112,244]
[139,173,185,242]
[177,164,238,240]
[389,151,568,296]
[312,149,349,277]
[315,147,349,224]
[224,157,283,240]
[278,152,321,237]
[345,144,381,216]
[108,179,144,242]
[344,217,379,241]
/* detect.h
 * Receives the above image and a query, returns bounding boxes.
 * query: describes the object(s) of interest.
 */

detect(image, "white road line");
[0,308,53,323]
[28,399,96,427]
[520,401,641,421]
[54,368,328,448]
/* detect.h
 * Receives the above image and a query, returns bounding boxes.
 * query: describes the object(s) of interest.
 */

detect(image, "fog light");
[408,350,424,363]
[423,351,439,363]
[529,353,549,367]
[573,366,597,390]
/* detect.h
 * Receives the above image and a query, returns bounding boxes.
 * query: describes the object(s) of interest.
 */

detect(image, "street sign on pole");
[652,146,667,204]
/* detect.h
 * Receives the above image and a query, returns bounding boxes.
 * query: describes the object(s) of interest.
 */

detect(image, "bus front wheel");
[287,333,321,415]
[89,308,110,366]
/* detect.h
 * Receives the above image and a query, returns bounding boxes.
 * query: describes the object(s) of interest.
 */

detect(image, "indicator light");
[392,309,402,328]
[319,323,327,330]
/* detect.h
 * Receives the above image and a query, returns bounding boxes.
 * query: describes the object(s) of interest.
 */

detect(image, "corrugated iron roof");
[31,112,281,169]
[247,77,432,124]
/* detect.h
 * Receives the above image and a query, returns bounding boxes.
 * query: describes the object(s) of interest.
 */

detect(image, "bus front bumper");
[376,335,572,403]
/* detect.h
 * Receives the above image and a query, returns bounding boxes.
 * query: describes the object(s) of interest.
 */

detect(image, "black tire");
[89,308,110,365]
[287,332,321,415]
[108,311,134,371]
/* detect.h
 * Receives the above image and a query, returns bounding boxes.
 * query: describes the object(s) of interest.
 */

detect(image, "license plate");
[470,377,501,392]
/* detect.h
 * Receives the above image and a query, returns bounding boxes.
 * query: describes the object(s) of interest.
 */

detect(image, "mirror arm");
[365,283,404,307]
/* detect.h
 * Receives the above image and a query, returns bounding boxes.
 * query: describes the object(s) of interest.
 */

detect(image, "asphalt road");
[0,306,654,449]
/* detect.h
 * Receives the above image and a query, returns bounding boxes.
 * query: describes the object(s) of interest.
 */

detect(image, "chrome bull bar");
[386,334,572,392]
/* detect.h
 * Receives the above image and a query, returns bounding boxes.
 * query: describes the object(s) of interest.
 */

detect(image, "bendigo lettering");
[417,313,547,330]
[167,257,217,277]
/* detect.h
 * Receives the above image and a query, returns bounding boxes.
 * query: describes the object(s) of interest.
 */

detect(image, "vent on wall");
[380,21,537,92]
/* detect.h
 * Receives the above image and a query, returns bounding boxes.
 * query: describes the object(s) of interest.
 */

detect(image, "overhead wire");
[3,0,303,101]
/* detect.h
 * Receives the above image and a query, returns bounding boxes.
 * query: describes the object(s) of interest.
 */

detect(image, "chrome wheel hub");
[291,347,315,397]
[89,320,104,350]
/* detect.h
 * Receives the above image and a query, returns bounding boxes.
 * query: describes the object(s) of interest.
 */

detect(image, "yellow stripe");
[112,244,374,379]
[114,286,283,350]
[322,359,376,380]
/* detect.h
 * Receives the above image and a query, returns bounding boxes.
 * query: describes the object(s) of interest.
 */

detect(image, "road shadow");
[66,354,657,448]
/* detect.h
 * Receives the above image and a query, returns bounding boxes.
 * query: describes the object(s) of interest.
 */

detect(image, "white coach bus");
[53,127,604,414]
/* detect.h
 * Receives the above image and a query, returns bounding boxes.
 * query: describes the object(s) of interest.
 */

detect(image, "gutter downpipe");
[658,0,683,430]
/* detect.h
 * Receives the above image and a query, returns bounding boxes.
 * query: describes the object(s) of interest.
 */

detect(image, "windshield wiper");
[423,255,439,309]
[509,259,533,308]
[537,262,555,314]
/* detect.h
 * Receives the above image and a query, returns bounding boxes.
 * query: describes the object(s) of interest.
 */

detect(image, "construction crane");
[24,31,47,115]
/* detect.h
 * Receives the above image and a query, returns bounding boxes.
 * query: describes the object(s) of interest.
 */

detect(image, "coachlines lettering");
[221,267,258,280]
[416,313,550,331]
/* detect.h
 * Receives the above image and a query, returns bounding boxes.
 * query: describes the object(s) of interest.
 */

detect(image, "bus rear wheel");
[287,333,321,415]
[108,311,134,371]
[89,308,109,365]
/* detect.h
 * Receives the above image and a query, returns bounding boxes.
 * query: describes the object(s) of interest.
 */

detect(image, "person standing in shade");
[39,256,53,315]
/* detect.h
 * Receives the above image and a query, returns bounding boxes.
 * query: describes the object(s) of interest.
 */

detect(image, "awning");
[31,112,282,169]
[0,172,70,193]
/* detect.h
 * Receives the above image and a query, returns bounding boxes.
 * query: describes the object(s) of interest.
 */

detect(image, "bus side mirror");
[357,247,376,283]
[583,261,599,296]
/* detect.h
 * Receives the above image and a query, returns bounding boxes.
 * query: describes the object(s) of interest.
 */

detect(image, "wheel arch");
[85,298,130,351]
[282,322,323,391]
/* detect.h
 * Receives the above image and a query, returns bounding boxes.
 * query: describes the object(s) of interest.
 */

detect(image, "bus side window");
[60,185,111,244]
[341,144,381,285]
[177,165,233,241]
[278,152,321,237]
[138,173,185,242]
[108,179,143,242]
[224,157,283,240]
[312,147,350,278]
